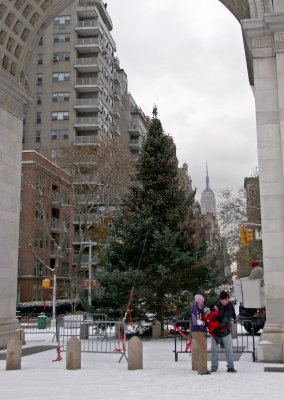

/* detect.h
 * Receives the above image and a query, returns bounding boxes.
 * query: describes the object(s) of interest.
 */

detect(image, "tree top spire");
[152,105,158,119]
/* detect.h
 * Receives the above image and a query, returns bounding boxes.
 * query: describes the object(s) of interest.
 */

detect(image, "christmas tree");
[99,108,210,324]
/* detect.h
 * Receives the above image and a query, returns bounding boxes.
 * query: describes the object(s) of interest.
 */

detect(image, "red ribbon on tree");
[125,304,133,327]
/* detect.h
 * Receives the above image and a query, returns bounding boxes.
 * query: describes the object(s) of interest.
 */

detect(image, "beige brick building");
[22,0,148,155]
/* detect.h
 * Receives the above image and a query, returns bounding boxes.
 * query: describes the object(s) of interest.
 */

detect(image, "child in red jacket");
[202,307,225,343]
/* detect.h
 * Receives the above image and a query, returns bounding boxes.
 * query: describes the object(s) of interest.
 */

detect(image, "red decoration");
[251,260,259,267]
[52,346,62,362]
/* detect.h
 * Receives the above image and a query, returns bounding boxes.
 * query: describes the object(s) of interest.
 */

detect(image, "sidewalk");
[0,334,283,400]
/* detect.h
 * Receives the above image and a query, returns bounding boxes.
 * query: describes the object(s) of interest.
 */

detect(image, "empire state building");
[200,165,217,216]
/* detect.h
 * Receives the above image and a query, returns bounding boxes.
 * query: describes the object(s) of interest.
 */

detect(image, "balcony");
[75,135,101,146]
[129,138,142,151]
[74,98,102,113]
[74,117,102,131]
[112,123,120,136]
[75,38,103,54]
[75,78,102,93]
[74,57,102,73]
[77,0,113,31]
[131,106,145,120]
[128,124,143,138]
[113,105,120,119]
[113,56,120,70]
[73,212,100,226]
[113,91,121,102]
[51,218,66,232]
[72,254,96,265]
[75,19,103,37]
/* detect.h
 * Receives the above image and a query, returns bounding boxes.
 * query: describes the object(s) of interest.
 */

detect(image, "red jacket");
[202,308,225,337]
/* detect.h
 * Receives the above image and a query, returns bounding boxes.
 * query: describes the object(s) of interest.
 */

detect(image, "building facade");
[19,150,73,302]
[23,0,148,156]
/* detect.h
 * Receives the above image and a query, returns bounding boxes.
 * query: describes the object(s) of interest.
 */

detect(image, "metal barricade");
[173,318,257,362]
[20,313,56,334]
[56,314,127,362]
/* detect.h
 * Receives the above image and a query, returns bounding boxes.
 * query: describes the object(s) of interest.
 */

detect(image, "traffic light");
[92,280,97,288]
[240,225,247,246]
[246,228,254,242]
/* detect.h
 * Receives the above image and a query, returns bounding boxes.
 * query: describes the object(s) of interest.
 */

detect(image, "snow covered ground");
[0,333,284,400]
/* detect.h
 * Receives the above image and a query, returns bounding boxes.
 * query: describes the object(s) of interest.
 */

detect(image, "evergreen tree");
[99,108,210,324]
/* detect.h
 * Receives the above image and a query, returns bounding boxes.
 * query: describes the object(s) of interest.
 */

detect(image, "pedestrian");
[190,294,210,375]
[210,291,237,373]
[248,260,264,280]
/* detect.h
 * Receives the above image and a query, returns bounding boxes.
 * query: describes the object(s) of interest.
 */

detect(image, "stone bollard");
[152,321,161,339]
[6,337,22,370]
[66,336,81,370]
[80,323,89,340]
[191,338,198,371]
[19,329,26,345]
[128,336,143,370]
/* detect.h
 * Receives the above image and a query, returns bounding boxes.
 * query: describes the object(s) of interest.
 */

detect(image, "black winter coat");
[212,300,235,338]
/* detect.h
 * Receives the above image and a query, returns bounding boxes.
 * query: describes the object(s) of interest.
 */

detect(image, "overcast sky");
[107,0,258,200]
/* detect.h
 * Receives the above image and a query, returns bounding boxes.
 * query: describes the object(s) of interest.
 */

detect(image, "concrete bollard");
[80,323,89,340]
[66,336,81,370]
[191,338,198,371]
[19,329,26,345]
[152,321,161,339]
[6,337,22,370]
[128,336,143,370]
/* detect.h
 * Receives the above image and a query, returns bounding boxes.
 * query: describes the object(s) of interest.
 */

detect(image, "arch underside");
[0,0,73,84]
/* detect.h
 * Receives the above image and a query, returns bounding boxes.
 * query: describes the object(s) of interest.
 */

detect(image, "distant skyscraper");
[200,164,217,216]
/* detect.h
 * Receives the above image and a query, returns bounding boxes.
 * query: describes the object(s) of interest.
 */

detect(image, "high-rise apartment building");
[23,0,148,155]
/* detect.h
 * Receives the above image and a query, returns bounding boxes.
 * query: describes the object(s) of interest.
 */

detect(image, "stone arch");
[0,0,73,348]
[220,0,284,363]
[0,0,73,83]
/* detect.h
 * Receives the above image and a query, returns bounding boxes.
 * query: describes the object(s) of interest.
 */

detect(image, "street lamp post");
[88,239,92,307]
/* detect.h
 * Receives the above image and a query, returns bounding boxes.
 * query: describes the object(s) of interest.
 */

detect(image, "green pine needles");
[99,109,210,324]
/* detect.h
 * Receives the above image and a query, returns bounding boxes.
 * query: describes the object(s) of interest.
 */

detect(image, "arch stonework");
[0,0,73,347]
[1,0,284,362]
[219,0,284,362]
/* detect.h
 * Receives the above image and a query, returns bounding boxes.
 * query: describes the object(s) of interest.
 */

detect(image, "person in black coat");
[210,291,237,373]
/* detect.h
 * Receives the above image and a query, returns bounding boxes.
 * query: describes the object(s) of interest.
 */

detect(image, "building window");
[36,112,41,124]
[36,94,42,105]
[37,54,43,65]
[35,130,41,143]
[38,37,43,46]
[53,72,70,82]
[34,232,44,248]
[53,52,70,62]
[54,15,71,25]
[52,92,70,102]
[53,33,70,43]
[51,111,69,121]
[36,73,43,85]
[33,259,42,276]
[35,202,44,219]
[32,285,42,301]
[51,129,69,140]
[62,263,69,278]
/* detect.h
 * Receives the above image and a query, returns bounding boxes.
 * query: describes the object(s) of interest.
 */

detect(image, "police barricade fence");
[56,314,126,361]
[19,312,55,334]
[173,318,257,362]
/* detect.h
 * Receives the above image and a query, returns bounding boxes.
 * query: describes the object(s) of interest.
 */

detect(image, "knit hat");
[251,260,259,267]
[219,291,230,300]
[195,294,204,302]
